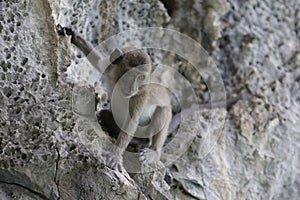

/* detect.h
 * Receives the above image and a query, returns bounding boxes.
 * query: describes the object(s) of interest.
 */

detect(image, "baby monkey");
[57,25,172,171]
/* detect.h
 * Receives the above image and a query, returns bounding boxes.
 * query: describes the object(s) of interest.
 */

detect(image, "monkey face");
[109,48,151,98]
[117,68,148,98]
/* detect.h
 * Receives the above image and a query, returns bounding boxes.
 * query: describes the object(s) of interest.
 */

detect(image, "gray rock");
[1,0,299,199]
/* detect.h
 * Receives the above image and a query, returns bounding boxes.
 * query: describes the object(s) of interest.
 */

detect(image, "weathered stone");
[1,0,299,199]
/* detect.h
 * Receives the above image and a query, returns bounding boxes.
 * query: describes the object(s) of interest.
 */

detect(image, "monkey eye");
[110,48,124,64]
[138,74,146,81]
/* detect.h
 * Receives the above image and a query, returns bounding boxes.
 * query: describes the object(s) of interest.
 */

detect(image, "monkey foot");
[102,151,123,172]
[56,24,74,37]
[139,148,160,164]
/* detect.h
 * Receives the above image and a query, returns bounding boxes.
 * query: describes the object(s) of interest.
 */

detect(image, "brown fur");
[57,26,172,171]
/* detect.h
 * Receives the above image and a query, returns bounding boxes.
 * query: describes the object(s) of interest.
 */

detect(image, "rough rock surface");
[0,0,299,200]
[215,0,300,199]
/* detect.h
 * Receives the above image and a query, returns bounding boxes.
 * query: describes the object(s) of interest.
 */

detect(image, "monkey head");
[109,47,151,98]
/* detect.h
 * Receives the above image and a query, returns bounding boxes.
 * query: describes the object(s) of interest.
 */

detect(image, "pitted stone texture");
[0,183,44,200]
[55,0,108,85]
[157,0,229,104]
[165,0,229,52]
[165,108,227,200]
[0,0,140,199]
[116,0,170,31]
[0,0,171,199]
[55,0,170,86]
[214,0,300,199]
[1,0,299,199]
[0,0,62,198]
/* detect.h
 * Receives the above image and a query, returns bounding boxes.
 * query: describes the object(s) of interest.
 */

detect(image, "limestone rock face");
[0,0,299,199]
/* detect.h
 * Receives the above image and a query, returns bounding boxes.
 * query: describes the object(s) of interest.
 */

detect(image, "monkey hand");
[139,148,160,164]
[56,24,74,38]
[102,150,123,172]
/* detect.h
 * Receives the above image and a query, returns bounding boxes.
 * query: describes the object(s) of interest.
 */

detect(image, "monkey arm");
[114,108,141,152]
[71,33,102,66]
[56,24,103,71]
[102,99,144,170]
[115,131,133,152]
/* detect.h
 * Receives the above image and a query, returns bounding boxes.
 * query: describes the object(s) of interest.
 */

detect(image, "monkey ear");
[110,48,124,64]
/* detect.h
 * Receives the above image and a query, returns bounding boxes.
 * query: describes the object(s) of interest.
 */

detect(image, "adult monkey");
[57,25,172,171]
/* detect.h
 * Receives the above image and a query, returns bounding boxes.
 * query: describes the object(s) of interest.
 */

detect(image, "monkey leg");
[150,106,172,151]
[102,147,123,171]
[104,129,135,171]
[139,106,172,164]
[102,130,131,171]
